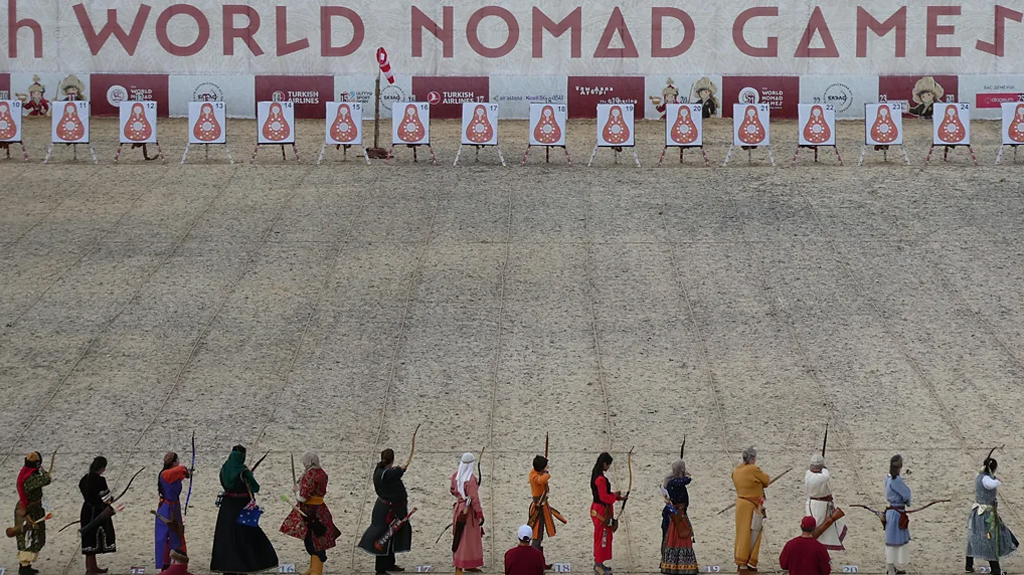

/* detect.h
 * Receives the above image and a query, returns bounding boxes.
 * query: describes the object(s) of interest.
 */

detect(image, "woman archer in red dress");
[280,453,341,575]
[590,453,626,575]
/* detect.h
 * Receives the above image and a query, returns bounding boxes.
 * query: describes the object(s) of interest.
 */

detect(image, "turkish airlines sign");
[3,1,1024,75]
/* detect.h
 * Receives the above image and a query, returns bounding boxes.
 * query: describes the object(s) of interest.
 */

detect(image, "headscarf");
[220,446,256,492]
[742,446,757,464]
[456,452,475,499]
[809,454,825,469]
[302,452,321,471]
[889,454,903,478]
[17,452,42,507]
[663,459,687,489]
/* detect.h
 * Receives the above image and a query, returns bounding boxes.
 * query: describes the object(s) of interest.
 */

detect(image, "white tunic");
[804,469,848,550]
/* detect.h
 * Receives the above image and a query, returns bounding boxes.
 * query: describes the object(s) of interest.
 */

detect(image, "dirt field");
[2,114,1024,575]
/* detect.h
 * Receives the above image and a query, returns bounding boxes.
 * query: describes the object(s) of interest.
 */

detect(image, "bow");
[113,467,146,503]
[853,500,951,526]
[680,436,685,459]
[619,447,634,513]
[291,453,298,488]
[716,467,793,515]
[476,446,485,488]
[183,432,196,517]
[821,423,829,458]
[404,424,421,468]
[250,450,271,472]
[47,446,60,476]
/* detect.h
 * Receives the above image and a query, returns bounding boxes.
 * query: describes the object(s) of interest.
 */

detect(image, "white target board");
[51,100,90,144]
[933,102,970,146]
[119,101,158,144]
[461,102,499,146]
[665,103,703,148]
[596,103,635,147]
[1001,102,1024,145]
[529,103,567,147]
[257,101,295,144]
[798,104,836,146]
[325,102,363,145]
[732,103,770,147]
[189,101,227,144]
[0,100,24,142]
[392,102,430,145]
[865,103,903,146]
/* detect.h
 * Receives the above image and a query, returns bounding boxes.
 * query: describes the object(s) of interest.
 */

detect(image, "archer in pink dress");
[449,453,484,573]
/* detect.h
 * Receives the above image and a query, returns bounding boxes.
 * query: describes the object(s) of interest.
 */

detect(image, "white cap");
[517,525,533,540]
[461,452,475,464]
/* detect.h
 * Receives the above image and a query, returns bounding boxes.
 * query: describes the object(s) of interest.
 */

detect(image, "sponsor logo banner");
[723,76,799,119]
[490,75,566,120]
[958,75,1024,119]
[91,74,169,117]
[798,76,878,119]
[255,75,333,118]
[568,76,644,119]
[411,76,488,119]
[169,75,255,117]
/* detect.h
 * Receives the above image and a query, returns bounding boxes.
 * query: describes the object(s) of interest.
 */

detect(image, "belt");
[810,495,834,502]
[160,499,180,505]
[223,492,251,498]
[378,497,406,507]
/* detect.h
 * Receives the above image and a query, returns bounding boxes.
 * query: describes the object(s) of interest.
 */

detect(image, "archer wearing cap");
[779,517,831,575]
[505,525,545,575]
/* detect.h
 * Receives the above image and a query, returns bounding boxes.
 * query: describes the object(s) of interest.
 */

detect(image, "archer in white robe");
[804,468,848,550]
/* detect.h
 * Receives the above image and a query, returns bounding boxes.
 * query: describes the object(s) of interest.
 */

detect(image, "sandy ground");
[2,115,1024,575]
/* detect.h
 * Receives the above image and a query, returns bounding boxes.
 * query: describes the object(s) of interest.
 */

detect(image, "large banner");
[5,1,1024,76]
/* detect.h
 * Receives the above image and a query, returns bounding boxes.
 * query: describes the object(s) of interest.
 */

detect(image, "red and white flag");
[377,47,395,85]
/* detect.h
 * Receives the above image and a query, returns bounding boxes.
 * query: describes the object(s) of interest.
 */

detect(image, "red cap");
[801,516,817,532]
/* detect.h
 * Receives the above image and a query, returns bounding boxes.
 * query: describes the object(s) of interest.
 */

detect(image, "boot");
[19,566,33,575]
[966,557,975,573]
[309,556,323,575]
[455,569,464,575]
[300,556,314,575]
[86,554,99,575]
[886,564,896,575]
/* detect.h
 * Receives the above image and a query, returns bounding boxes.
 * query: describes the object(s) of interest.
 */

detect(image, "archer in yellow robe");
[732,462,770,570]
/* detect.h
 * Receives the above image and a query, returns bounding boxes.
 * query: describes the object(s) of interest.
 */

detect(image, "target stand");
[252,143,300,164]
[925,143,977,166]
[181,142,234,165]
[116,143,165,163]
[589,145,634,167]
[521,145,572,167]
[723,146,775,167]
[792,145,843,167]
[44,143,97,165]
[996,144,1023,164]
[385,144,437,166]
[454,144,506,167]
[657,146,709,168]
[318,143,370,165]
[857,144,910,166]
[0,141,29,162]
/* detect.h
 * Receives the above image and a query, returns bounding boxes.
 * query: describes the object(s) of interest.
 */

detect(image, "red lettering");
[73,3,151,56]
[411,5,453,58]
[651,7,694,58]
[155,5,209,57]
[732,7,778,57]
[320,6,363,57]
[794,6,839,58]
[927,5,961,57]
[7,0,42,58]
[532,7,581,58]
[594,7,638,58]
[856,7,906,58]
[276,6,309,56]
[977,5,1024,56]
[467,7,518,58]
[223,5,263,56]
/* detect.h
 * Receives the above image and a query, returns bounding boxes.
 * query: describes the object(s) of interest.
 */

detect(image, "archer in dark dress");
[209,446,278,574]
[79,457,116,575]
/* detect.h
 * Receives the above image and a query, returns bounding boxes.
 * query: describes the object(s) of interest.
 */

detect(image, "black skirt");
[358,499,411,556]
[80,504,116,555]
[210,495,279,574]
